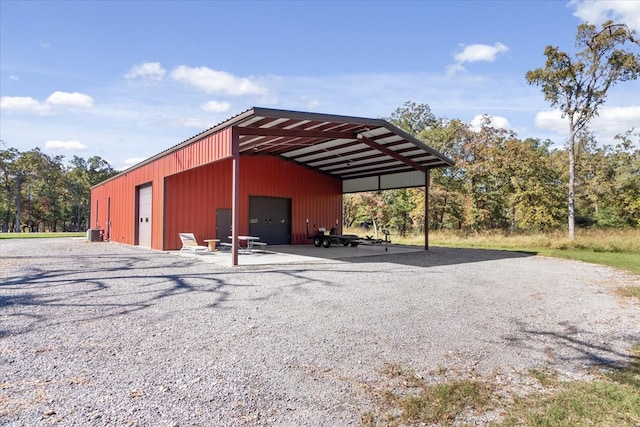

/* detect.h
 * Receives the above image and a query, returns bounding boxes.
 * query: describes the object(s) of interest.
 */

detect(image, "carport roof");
[230,107,454,180]
[129,106,454,183]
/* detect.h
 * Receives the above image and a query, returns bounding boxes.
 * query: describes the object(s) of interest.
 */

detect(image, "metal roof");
[231,107,454,180]
[107,106,454,187]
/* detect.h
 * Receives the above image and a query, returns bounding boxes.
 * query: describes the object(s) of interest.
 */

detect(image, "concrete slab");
[174,242,424,267]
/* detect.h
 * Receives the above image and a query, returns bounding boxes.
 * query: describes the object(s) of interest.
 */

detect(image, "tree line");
[2,21,638,237]
[344,102,639,236]
[347,21,640,238]
[0,146,117,233]
[2,106,637,236]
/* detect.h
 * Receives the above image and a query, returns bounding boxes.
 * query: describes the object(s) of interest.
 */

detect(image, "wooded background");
[345,102,639,237]
[2,22,639,236]
[1,101,637,235]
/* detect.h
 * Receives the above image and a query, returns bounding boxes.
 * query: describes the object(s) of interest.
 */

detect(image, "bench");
[250,241,267,252]
[203,239,220,251]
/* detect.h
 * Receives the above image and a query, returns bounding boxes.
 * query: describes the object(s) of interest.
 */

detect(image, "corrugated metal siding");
[240,156,342,245]
[91,123,344,250]
[162,156,342,249]
[164,160,233,250]
[90,128,233,249]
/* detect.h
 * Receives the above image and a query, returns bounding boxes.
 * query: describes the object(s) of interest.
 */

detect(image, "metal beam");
[231,127,240,266]
[425,169,430,251]
[238,127,356,140]
[356,134,427,173]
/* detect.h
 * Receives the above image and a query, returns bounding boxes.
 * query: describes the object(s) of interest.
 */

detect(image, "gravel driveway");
[1,238,639,426]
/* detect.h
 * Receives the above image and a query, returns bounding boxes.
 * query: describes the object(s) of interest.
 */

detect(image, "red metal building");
[90,107,454,265]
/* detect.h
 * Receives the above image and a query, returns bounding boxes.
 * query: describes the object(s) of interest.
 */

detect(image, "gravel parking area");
[1,238,639,426]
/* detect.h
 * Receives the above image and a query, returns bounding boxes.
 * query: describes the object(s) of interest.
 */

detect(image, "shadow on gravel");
[336,246,537,268]
[1,248,350,335]
[1,253,240,331]
[505,321,640,371]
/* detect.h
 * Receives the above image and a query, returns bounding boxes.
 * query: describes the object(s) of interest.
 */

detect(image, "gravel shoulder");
[1,238,639,426]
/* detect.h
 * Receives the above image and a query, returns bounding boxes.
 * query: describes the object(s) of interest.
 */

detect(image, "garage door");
[249,196,291,245]
[137,184,152,248]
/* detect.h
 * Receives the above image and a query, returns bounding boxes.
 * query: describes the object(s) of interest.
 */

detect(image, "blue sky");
[1,0,639,170]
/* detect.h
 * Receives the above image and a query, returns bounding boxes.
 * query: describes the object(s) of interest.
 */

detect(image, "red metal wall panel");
[239,156,342,245]
[162,156,342,250]
[90,128,233,248]
[90,127,342,251]
[163,160,233,249]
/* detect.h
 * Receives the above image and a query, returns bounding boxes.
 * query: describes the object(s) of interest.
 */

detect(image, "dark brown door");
[249,196,291,245]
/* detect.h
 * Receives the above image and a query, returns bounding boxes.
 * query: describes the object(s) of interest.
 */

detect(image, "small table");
[203,239,220,251]
[228,236,260,252]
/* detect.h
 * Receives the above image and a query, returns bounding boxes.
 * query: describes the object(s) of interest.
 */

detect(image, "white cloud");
[447,42,509,75]
[592,105,640,138]
[10,75,19,81]
[124,62,166,81]
[534,109,570,135]
[201,100,231,113]
[455,42,509,64]
[445,63,466,76]
[1,92,94,115]
[570,0,640,31]
[44,140,87,151]
[46,91,94,108]
[534,105,640,142]
[305,98,320,109]
[0,96,52,115]
[470,114,512,131]
[171,66,268,96]
[39,41,51,48]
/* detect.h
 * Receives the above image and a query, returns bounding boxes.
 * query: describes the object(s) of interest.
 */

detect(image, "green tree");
[498,137,565,230]
[388,101,438,136]
[526,21,640,239]
[420,119,467,230]
[383,102,443,235]
[11,149,48,232]
[0,144,117,233]
[455,116,511,230]
[67,156,117,231]
[0,147,20,231]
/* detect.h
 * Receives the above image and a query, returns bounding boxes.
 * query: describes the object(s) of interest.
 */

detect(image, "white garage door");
[137,185,152,248]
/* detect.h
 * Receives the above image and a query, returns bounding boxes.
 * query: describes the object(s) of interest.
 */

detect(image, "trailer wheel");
[313,237,322,247]
[350,241,360,247]
[342,241,350,247]
[322,237,331,248]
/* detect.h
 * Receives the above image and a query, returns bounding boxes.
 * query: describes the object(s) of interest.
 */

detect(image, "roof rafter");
[355,134,427,173]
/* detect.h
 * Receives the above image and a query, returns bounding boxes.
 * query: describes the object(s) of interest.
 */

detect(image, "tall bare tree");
[526,21,640,239]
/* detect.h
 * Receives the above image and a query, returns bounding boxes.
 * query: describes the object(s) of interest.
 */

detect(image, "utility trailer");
[306,221,361,248]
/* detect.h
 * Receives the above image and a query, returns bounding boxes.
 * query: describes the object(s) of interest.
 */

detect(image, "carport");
[90,107,454,266]
[227,108,453,265]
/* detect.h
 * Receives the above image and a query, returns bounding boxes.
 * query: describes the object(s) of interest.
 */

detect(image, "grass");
[502,380,640,426]
[357,228,640,425]
[501,346,640,426]
[618,286,640,300]
[363,364,496,426]
[349,228,640,274]
[363,346,640,426]
[0,232,86,239]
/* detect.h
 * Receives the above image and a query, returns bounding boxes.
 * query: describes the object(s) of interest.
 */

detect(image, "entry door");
[216,208,232,242]
[249,196,291,245]
[137,185,152,248]
[106,197,111,241]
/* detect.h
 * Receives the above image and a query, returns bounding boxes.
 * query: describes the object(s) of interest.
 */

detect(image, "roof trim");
[92,106,454,189]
